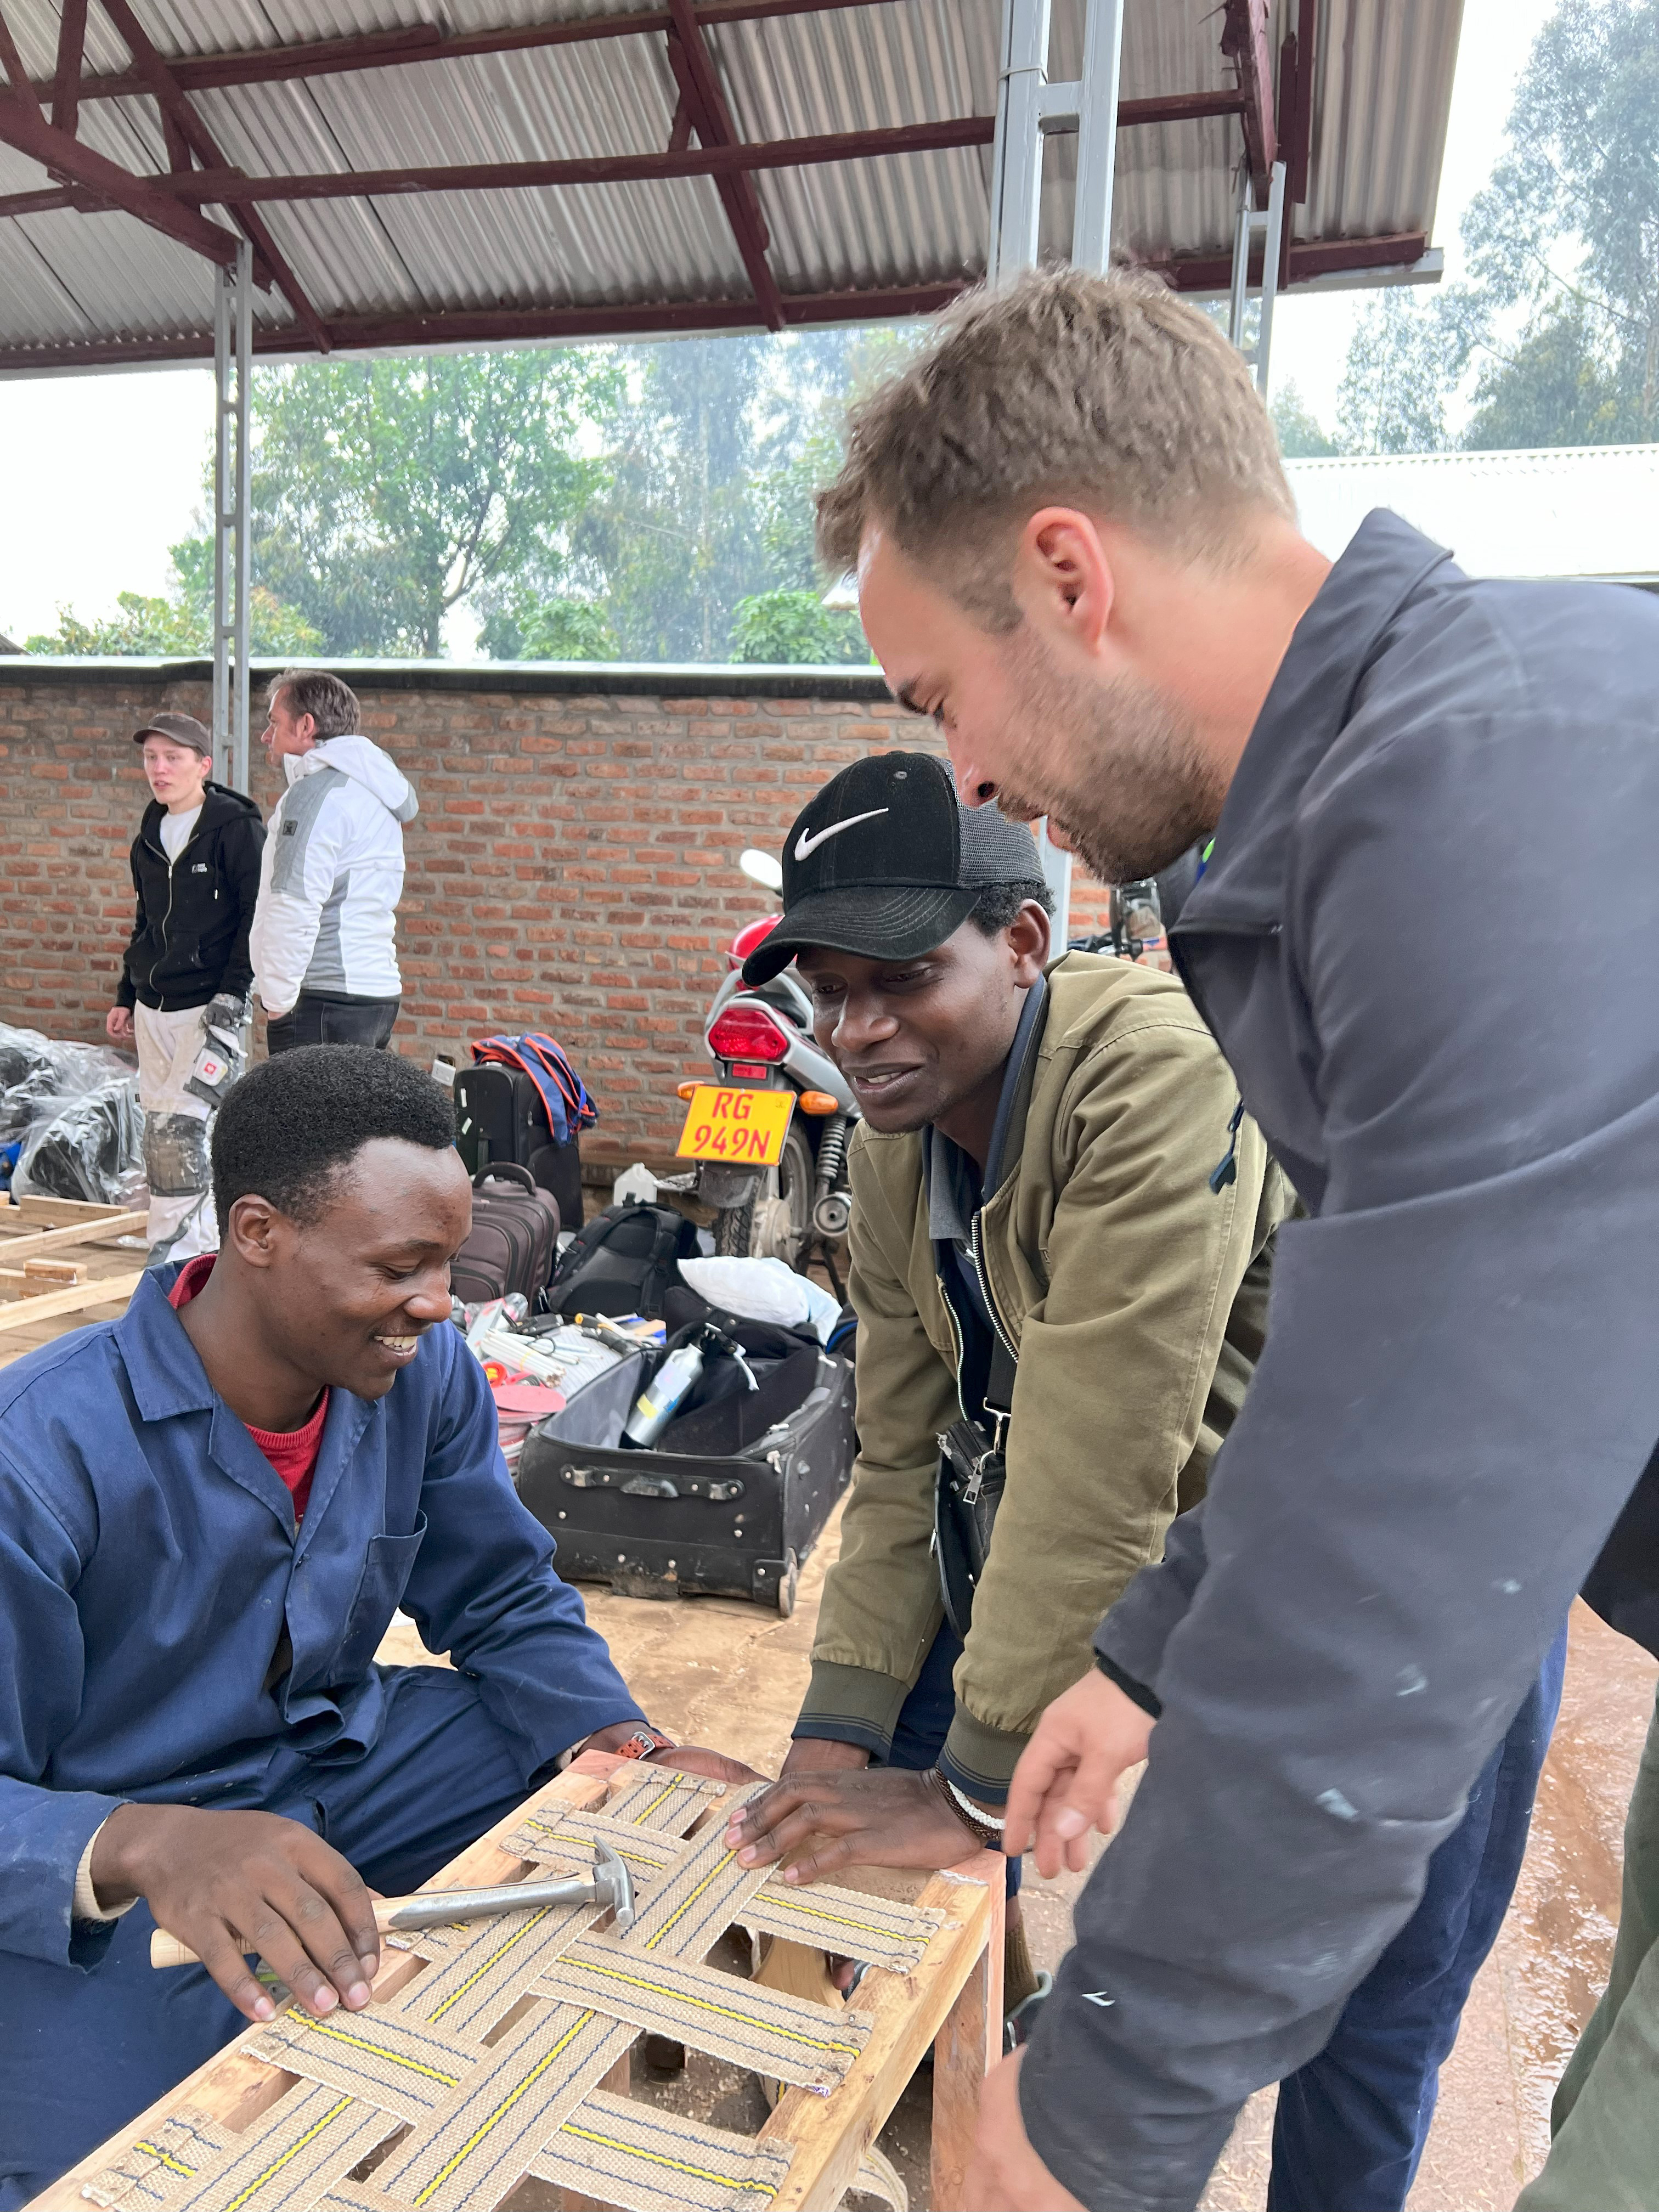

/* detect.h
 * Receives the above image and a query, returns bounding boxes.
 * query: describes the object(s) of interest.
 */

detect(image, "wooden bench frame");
[30,1751,1004,2212]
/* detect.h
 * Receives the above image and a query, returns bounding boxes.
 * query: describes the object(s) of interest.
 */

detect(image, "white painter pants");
[134,1003,219,1263]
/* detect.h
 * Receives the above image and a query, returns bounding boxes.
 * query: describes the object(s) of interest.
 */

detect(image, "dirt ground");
[378,1503,1656,2212]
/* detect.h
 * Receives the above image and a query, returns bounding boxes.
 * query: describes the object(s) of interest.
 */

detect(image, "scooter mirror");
[738,848,783,893]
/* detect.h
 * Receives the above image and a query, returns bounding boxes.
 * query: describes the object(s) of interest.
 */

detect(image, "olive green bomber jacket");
[798,951,1290,1797]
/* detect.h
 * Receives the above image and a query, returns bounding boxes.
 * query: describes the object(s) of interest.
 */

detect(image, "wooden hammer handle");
[150,1898,405,1971]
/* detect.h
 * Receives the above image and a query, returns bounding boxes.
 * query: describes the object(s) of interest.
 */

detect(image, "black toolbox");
[516,1339,855,1615]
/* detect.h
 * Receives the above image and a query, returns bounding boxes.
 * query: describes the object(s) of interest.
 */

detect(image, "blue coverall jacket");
[0,1266,642,1977]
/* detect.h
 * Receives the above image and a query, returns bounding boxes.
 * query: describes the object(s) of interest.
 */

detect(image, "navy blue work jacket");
[0,1269,641,1970]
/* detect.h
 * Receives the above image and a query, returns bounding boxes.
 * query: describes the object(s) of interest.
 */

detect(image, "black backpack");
[544,1202,700,1321]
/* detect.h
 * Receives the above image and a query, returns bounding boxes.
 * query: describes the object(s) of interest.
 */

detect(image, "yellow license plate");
[675,1086,795,1167]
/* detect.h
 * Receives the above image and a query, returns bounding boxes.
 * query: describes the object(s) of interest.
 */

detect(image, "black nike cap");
[741,752,1042,985]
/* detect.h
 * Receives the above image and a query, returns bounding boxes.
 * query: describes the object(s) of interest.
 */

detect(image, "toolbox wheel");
[777,1549,800,1617]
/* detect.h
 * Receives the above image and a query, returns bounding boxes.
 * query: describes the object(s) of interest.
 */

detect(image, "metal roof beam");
[96,0,332,347]
[0,279,971,373]
[25,2,905,106]
[1220,0,1277,198]
[0,10,241,265]
[148,114,1002,205]
[665,0,784,331]
[1157,230,1429,292]
[51,0,87,134]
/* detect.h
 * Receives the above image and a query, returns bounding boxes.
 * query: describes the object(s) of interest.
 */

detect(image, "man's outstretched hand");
[91,1802,380,2025]
[1004,1668,1155,1876]
[646,1745,765,1787]
[967,2051,1086,2211]
[724,1766,984,1882]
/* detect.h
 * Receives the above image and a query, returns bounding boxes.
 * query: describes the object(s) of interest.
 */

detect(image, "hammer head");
[595,1839,634,1933]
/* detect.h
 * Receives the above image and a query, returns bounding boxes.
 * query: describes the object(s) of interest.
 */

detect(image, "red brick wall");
[0,664,1113,1165]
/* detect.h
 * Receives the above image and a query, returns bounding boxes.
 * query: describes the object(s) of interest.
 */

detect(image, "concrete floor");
[381,1500,1657,2211]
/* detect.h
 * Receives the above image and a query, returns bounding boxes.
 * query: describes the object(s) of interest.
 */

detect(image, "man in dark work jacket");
[805,264,1659,2212]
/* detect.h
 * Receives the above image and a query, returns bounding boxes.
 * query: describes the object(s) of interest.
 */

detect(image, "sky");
[0,0,1557,648]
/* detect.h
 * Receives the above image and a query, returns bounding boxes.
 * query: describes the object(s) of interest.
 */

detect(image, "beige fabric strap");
[743,1882,945,1974]
[159,2086,398,2212]
[81,2109,234,2209]
[247,2008,478,2126]
[533,1934,871,2090]
[528,2089,793,2212]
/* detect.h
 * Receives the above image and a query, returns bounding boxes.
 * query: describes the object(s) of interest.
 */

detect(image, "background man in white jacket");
[249,671,418,1052]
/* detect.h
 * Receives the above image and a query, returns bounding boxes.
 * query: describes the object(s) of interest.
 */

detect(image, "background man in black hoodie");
[108,713,264,1261]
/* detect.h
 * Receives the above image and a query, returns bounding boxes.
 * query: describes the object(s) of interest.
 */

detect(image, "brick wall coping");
[0,655,890,702]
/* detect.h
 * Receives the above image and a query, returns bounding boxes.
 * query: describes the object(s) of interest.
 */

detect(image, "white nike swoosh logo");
[794,807,890,861]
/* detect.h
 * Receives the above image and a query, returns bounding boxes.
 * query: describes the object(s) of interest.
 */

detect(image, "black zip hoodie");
[117,782,266,1013]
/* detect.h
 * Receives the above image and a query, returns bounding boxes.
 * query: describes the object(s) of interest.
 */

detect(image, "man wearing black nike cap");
[729,752,1289,2036]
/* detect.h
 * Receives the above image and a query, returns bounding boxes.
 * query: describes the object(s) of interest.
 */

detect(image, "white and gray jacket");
[250,735,418,1015]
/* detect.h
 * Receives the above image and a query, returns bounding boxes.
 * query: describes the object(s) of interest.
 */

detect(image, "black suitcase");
[455,1063,584,1232]
[451,1164,561,1306]
[517,1339,856,1614]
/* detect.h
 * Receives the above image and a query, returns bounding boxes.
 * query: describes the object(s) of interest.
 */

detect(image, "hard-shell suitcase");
[516,1338,856,1613]
[455,1063,584,1232]
[450,1164,561,1306]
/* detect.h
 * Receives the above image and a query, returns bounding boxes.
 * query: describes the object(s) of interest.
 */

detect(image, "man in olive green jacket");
[724,753,1286,2013]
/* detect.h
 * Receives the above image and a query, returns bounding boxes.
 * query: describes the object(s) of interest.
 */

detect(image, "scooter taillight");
[708,1002,790,1063]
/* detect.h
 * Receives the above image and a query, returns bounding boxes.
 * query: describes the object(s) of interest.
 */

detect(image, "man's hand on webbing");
[1003,1669,1154,1877]
[723,1766,986,1883]
[91,1802,380,2024]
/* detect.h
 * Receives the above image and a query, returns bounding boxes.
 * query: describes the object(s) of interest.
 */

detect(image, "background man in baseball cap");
[109,712,264,1260]
[729,751,1287,2043]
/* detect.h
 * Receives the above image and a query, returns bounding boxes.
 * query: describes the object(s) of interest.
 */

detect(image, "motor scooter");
[670,849,859,1294]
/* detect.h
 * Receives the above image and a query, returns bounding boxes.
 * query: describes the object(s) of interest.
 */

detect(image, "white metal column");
[987,0,1126,933]
[1227,157,1288,396]
[212,238,252,794]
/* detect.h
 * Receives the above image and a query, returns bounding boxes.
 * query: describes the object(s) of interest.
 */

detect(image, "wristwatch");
[613,1727,677,1762]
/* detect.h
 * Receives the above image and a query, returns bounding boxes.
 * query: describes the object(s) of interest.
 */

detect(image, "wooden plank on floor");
[0,1269,143,1333]
[0,1210,146,1260]
[3,1196,129,1227]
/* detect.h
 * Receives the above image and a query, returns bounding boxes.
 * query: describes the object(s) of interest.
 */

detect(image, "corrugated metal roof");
[0,0,1462,370]
[1286,446,1659,583]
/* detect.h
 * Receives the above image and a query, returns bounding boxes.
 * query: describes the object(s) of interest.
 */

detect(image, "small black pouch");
[933,1332,1015,1637]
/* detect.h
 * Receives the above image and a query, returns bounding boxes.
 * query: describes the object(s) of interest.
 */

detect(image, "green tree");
[1462,0,1659,442]
[1270,380,1340,458]
[1463,307,1627,448]
[249,349,620,656]
[1335,289,1482,454]
[729,588,867,664]
[26,541,321,656]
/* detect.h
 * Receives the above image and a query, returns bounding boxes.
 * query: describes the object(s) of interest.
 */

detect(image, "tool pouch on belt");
[933,1332,1015,1639]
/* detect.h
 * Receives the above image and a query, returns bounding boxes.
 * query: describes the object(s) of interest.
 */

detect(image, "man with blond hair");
[789,267,1659,2212]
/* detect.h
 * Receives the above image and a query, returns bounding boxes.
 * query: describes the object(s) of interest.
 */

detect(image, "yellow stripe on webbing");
[760,1893,916,1939]
[557,2119,770,2197]
[129,2142,196,2179]
[219,2097,355,2212]
[625,1776,685,1825]
[410,2012,596,2208]
[287,2017,460,2089]
[568,1956,861,2058]
[642,1857,732,1950]
[425,1908,555,2021]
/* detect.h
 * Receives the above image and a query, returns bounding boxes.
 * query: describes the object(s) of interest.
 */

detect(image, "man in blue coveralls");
[0,1045,751,2206]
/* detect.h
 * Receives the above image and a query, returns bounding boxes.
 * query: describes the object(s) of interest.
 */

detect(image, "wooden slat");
[3,1195,129,1226]
[0,1209,146,1260]
[0,1269,143,1333]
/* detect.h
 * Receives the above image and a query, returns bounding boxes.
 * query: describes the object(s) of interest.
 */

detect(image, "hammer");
[149,1838,635,1970]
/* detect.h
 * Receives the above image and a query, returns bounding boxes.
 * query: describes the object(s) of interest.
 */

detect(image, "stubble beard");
[994,629,1224,885]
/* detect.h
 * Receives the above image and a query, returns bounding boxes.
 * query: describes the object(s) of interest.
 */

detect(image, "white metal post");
[1228,160,1252,349]
[212,238,252,794]
[1227,158,1288,396]
[1255,160,1288,396]
[988,0,1051,284]
[1070,0,1125,272]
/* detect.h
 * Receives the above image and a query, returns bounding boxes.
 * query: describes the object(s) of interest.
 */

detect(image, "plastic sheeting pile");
[0,1020,144,1207]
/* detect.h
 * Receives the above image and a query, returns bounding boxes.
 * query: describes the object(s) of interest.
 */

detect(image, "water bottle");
[624,1342,704,1447]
